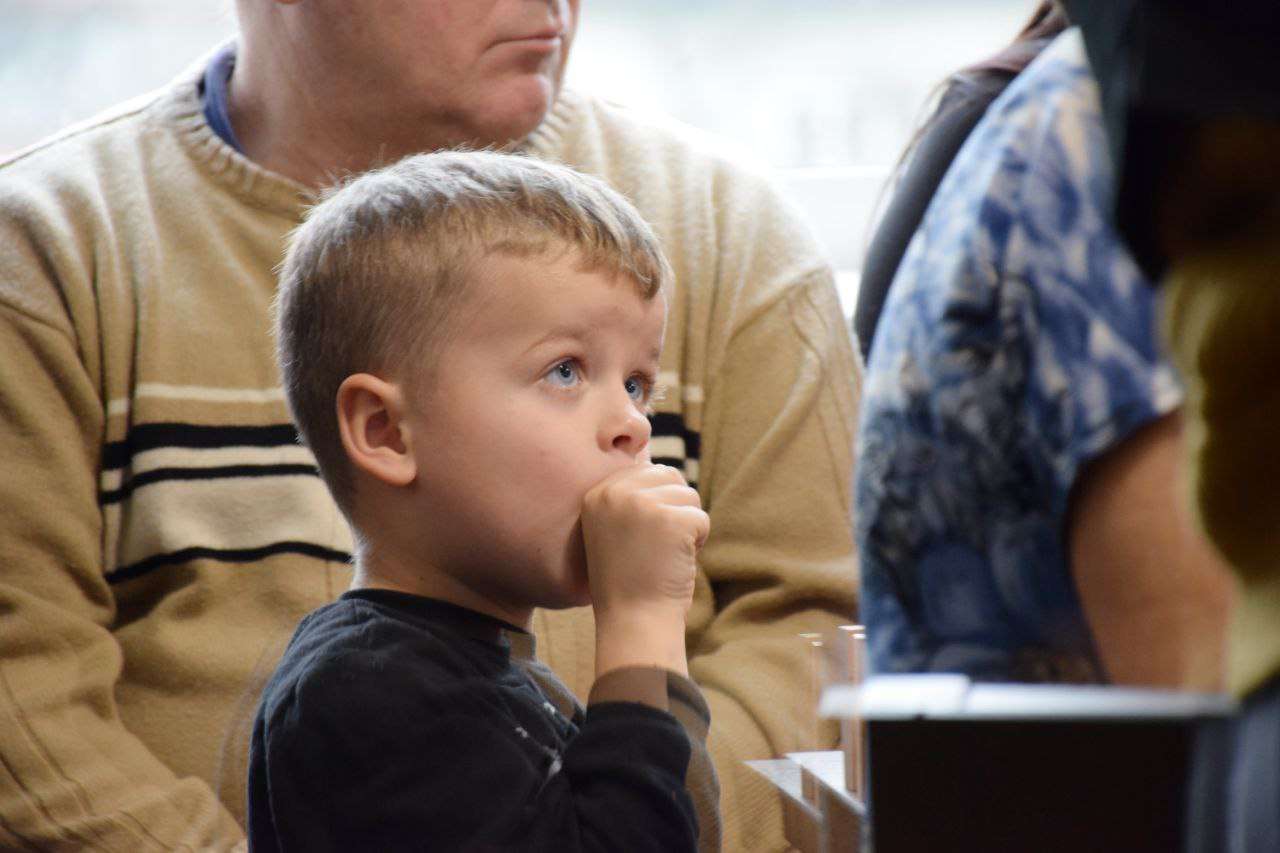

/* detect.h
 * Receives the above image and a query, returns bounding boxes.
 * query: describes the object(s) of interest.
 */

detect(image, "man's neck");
[225,42,476,189]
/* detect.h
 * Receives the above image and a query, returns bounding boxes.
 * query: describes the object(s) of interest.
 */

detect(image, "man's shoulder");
[0,49,220,214]
[3,43,218,177]
[0,92,171,322]
[1,90,166,189]
[534,88,777,194]
[586,91,760,163]
[0,84,194,244]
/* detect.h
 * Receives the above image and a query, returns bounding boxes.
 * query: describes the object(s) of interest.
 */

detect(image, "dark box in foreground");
[821,676,1234,853]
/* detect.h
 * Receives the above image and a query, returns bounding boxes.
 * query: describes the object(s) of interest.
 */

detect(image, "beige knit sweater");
[0,57,860,851]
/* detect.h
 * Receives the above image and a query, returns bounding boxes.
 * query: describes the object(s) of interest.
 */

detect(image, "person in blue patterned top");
[855,28,1232,686]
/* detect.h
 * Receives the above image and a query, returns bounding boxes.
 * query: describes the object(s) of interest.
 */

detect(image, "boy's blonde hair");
[275,150,673,515]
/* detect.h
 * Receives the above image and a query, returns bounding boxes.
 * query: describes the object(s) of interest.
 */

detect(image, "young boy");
[246,150,720,852]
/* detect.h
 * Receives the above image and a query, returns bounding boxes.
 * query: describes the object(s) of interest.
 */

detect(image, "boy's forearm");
[594,607,689,686]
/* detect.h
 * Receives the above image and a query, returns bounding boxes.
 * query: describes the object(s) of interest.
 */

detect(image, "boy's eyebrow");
[520,326,662,364]
[520,325,593,355]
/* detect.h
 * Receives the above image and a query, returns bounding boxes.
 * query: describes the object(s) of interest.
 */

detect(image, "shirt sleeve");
[1002,36,1183,511]
[588,666,721,851]
[252,657,702,852]
[0,177,246,850]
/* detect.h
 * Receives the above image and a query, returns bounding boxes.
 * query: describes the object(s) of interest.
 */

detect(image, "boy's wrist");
[594,606,689,679]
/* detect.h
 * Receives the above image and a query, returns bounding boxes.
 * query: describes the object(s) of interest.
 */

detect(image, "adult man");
[0,1,859,849]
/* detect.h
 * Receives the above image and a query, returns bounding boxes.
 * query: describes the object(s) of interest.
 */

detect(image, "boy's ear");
[335,373,417,487]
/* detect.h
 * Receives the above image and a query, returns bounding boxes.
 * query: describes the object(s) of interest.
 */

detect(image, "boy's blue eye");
[547,360,580,387]
[624,376,647,402]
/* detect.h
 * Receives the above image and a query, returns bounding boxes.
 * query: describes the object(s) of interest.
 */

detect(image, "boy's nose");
[603,399,652,459]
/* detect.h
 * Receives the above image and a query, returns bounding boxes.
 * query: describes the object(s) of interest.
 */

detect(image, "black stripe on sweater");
[102,423,301,471]
[649,412,701,459]
[107,541,352,585]
[100,463,321,505]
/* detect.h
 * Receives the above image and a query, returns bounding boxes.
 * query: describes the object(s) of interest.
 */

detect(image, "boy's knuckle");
[663,512,690,537]
[638,497,664,521]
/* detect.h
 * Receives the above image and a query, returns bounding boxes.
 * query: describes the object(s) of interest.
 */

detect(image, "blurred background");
[1,0,1034,312]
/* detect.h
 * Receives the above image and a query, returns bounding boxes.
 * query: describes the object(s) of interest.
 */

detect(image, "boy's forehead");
[463,249,666,331]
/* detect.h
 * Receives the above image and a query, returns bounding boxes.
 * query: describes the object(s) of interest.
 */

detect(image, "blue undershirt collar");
[200,43,244,153]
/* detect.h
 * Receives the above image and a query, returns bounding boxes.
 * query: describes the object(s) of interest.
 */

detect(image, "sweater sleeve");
[692,266,862,851]
[251,659,702,852]
[0,177,245,850]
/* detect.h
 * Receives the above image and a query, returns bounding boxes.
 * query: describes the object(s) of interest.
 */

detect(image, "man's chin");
[475,78,559,147]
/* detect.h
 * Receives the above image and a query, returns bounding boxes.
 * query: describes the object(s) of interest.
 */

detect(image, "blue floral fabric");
[855,30,1182,681]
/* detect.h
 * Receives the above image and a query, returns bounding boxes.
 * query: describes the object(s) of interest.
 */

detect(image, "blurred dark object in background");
[1062,0,1280,279]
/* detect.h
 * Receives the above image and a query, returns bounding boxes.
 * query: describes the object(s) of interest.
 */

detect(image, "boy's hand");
[581,463,709,677]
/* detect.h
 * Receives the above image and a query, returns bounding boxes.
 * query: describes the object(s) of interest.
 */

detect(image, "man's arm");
[1069,412,1234,690]
[0,200,245,850]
